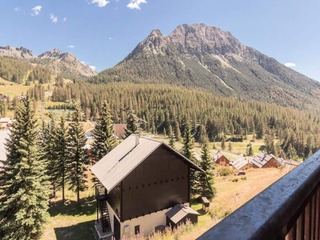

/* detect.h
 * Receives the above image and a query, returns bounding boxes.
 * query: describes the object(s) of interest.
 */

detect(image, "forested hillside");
[0,57,52,84]
[49,81,320,160]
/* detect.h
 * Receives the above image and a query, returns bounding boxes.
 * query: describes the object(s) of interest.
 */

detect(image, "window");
[135,225,140,235]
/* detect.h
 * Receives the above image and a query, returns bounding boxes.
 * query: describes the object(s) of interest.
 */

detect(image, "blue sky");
[1,0,320,80]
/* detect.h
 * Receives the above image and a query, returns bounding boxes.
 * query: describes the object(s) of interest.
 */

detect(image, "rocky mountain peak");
[39,48,63,59]
[128,23,248,59]
[149,29,163,38]
[168,23,247,56]
[0,46,34,59]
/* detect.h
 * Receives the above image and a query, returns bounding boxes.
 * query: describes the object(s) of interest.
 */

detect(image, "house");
[91,134,203,240]
[251,152,281,168]
[231,156,252,171]
[213,151,230,166]
[0,129,9,170]
[165,204,200,228]
[0,118,12,129]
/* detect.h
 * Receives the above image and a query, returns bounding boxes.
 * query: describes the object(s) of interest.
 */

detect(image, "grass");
[41,188,96,240]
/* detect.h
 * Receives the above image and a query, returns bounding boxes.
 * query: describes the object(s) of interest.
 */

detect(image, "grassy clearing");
[0,77,36,97]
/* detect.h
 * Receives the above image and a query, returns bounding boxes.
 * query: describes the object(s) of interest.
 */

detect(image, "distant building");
[213,151,230,166]
[0,129,9,170]
[91,134,202,240]
[0,118,12,129]
[231,156,252,170]
[251,152,281,168]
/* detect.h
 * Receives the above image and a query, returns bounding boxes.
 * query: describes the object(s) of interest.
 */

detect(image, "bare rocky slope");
[0,46,96,79]
[93,24,320,108]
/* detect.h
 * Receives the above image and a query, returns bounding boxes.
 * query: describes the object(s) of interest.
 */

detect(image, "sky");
[0,0,320,80]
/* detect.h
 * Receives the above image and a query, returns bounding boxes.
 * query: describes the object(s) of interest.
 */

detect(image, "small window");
[135,225,140,235]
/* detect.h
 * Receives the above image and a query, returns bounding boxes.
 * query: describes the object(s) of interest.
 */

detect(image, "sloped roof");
[251,152,277,168]
[91,134,202,193]
[165,204,200,224]
[0,118,11,123]
[213,150,229,163]
[0,130,9,164]
[231,157,251,170]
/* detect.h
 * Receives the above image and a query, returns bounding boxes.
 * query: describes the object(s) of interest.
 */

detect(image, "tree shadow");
[54,220,95,240]
[49,196,96,217]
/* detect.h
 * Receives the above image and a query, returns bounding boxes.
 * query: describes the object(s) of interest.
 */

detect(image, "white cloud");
[89,65,96,70]
[14,7,20,12]
[284,62,296,68]
[67,45,75,48]
[31,5,42,16]
[63,17,67,22]
[50,14,58,23]
[90,0,110,7]
[127,0,147,10]
[108,36,112,40]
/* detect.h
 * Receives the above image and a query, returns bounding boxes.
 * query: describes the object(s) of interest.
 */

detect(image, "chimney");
[135,134,140,146]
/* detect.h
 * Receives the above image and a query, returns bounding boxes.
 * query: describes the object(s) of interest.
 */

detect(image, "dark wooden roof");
[91,134,203,193]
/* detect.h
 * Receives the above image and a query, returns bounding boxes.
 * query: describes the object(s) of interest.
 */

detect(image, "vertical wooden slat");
[305,203,311,240]
[315,187,320,240]
[296,212,304,240]
[285,224,296,240]
[311,193,316,240]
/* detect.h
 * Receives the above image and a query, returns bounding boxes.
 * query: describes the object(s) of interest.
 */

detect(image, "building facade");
[91,134,202,240]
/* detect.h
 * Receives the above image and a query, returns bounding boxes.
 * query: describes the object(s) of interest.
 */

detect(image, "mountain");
[0,46,96,79]
[94,24,320,108]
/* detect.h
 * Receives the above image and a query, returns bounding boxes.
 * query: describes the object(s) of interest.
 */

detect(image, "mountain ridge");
[0,46,97,79]
[93,23,320,109]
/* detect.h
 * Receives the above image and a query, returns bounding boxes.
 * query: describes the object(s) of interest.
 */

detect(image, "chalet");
[0,130,9,170]
[251,152,281,168]
[0,118,12,129]
[231,156,252,171]
[91,134,202,240]
[213,151,230,166]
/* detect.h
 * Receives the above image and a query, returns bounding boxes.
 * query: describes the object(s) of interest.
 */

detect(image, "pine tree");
[42,114,59,198]
[199,141,216,200]
[168,124,175,149]
[247,143,254,156]
[54,116,68,203]
[0,98,49,240]
[124,104,139,137]
[92,101,116,183]
[169,134,175,149]
[66,104,88,203]
[92,101,115,161]
[174,120,182,142]
[221,136,226,150]
[228,141,233,151]
[182,121,194,161]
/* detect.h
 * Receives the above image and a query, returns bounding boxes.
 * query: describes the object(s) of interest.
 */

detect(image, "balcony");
[198,151,320,240]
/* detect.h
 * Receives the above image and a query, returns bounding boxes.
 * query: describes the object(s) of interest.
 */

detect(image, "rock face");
[95,24,320,108]
[0,46,34,59]
[36,49,97,79]
[0,46,97,79]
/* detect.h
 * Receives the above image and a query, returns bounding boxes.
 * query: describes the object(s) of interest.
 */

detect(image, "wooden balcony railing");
[198,151,320,240]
